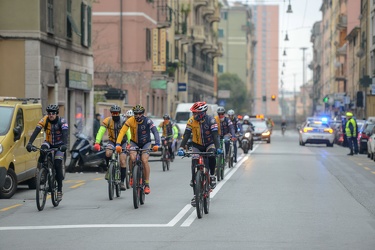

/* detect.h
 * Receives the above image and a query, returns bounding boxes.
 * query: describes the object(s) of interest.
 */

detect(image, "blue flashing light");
[321,117,328,123]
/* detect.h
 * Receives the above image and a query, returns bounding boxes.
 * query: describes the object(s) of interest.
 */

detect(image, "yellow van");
[0,97,43,199]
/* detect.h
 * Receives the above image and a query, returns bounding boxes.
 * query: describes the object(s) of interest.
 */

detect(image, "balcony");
[157,3,172,28]
[201,35,213,52]
[212,42,223,58]
[192,25,205,45]
[194,0,208,8]
[336,14,347,30]
[336,43,347,56]
[175,21,188,40]
[202,6,215,17]
[208,8,220,23]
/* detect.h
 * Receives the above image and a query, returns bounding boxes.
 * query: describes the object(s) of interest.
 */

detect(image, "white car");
[366,125,375,160]
[299,121,335,147]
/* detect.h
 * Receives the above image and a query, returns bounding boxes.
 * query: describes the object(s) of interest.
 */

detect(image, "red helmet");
[190,102,208,113]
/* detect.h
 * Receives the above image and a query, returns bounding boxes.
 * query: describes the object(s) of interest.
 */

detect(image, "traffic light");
[271,94,276,101]
[323,96,329,103]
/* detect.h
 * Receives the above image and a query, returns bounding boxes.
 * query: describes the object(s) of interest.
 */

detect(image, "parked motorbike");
[67,129,106,173]
[240,124,254,154]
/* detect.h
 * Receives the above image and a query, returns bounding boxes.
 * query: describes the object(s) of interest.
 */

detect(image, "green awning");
[150,80,167,89]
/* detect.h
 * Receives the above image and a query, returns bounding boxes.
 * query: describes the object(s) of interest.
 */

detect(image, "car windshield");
[0,107,14,136]
[252,121,267,129]
[175,112,192,123]
[364,124,375,133]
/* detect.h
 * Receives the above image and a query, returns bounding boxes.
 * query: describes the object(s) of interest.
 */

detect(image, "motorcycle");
[67,130,106,173]
[240,124,254,154]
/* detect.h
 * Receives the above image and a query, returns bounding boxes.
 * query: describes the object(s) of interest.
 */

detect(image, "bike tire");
[51,168,60,207]
[220,164,224,180]
[203,173,210,214]
[108,163,114,200]
[195,169,204,219]
[166,154,170,171]
[162,147,166,171]
[125,166,130,189]
[132,164,140,209]
[115,166,121,198]
[139,168,145,205]
[36,167,48,211]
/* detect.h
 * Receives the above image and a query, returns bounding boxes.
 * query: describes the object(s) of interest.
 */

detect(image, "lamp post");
[300,47,308,118]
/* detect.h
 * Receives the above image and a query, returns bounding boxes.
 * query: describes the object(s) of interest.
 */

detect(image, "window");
[218,29,224,38]
[218,64,224,73]
[66,0,72,39]
[81,3,92,47]
[146,28,151,60]
[47,0,54,34]
[221,11,227,20]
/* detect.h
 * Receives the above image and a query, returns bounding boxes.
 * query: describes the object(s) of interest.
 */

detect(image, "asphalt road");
[1,129,375,249]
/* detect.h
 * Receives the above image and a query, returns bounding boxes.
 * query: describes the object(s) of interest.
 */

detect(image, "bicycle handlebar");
[182,151,216,158]
[30,145,61,153]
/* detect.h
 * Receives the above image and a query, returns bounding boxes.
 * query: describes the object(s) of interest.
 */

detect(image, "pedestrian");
[345,112,358,155]
[93,113,101,138]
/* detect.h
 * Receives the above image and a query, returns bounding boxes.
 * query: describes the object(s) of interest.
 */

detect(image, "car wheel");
[0,168,17,199]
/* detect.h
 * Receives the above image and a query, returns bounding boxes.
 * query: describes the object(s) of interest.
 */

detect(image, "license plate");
[313,136,323,139]
[253,137,259,140]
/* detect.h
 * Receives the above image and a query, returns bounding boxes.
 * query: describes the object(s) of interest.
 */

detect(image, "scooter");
[240,124,254,154]
[67,130,106,173]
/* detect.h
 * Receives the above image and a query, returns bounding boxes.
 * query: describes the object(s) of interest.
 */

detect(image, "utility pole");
[300,47,308,118]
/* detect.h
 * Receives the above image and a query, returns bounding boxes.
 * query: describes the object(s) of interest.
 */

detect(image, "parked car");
[367,126,375,159]
[299,121,335,147]
[150,118,164,157]
[357,122,375,154]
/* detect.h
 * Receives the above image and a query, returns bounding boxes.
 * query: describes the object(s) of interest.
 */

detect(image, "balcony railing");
[336,14,347,30]
[157,2,172,28]
[192,25,205,44]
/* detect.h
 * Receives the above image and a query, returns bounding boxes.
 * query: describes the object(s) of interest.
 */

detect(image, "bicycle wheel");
[139,168,145,205]
[132,164,140,209]
[125,157,130,189]
[216,155,223,181]
[36,167,48,211]
[203,172,210,214]
[115,166,121,198]
[108,163,114,200]
[228,145,233,168]
[162,147,166,171]
[195,169,204,219]
[51,169,60,207]
[166,150,170,171]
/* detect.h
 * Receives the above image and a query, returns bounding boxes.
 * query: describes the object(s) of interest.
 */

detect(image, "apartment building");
[0,0,94,148]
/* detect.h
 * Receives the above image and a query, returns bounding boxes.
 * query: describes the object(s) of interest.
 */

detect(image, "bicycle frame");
[184,151,215,219]
[161,136,171,171]
[32,146,60,211]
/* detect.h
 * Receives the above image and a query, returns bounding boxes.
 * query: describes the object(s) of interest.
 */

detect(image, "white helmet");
[227,109,235,116]
[125,109,134,117]
[243,115,250,121]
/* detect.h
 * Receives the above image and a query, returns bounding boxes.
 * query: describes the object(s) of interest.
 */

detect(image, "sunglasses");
[134,113,143,116]
[48,112,57,115]
[111,112,120,116]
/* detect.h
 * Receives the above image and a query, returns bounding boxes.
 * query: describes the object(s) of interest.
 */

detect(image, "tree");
[218,73,248,113]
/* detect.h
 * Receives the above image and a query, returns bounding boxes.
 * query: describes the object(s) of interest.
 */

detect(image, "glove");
[152,145,159,152]
[177,148,185,156]
[26,143,32,152]
[116,144,122,153]
[60,145,67,152]
[217,148,223,155]
[93,143,101,151]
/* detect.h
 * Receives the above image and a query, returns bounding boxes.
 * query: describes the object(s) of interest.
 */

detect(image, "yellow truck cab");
[0,97,43,198]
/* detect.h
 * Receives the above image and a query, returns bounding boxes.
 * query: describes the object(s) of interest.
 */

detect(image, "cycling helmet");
[125,109,134,117]
[227,109,235,116]
[190,102,208,113]
[163,114,170,120]
[217,106,225,114]
[243,115,250,121]
[110,105,121,113]
[132,104,145,114]
[346,112,353,117]
[46,104,59,114]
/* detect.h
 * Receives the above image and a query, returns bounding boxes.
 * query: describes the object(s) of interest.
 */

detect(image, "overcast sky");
[226,0,323,91]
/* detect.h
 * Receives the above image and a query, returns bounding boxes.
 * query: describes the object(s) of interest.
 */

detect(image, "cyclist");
[125,109,134,120]
[115,104,160,194]
[177,101,222,207]
[214,107,236,163]
[227,109,241,163]
[26,104,68,202]
[94,105,131,191]
[158,114,178,161]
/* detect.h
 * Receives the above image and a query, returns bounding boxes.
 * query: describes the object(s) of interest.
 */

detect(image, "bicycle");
[223,135,234,168]
[107,148,122,200]
[161,136,171,172]
[216,138,225,182]
[128,147,150,209]
[183,151,216,219]
[31,146,61,211]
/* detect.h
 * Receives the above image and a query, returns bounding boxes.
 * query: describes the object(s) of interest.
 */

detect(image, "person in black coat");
[93,113,101,138]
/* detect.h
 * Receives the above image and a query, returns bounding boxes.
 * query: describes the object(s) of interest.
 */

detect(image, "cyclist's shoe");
[57,192,63,202]
[190,180,193,187]
[234,159,237,163]
[210,175,216,189]
[144,185,150,195]
[104,169,109,180]
[129,177,133,187]
[191,196,196,207]
[120,182,126,191]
